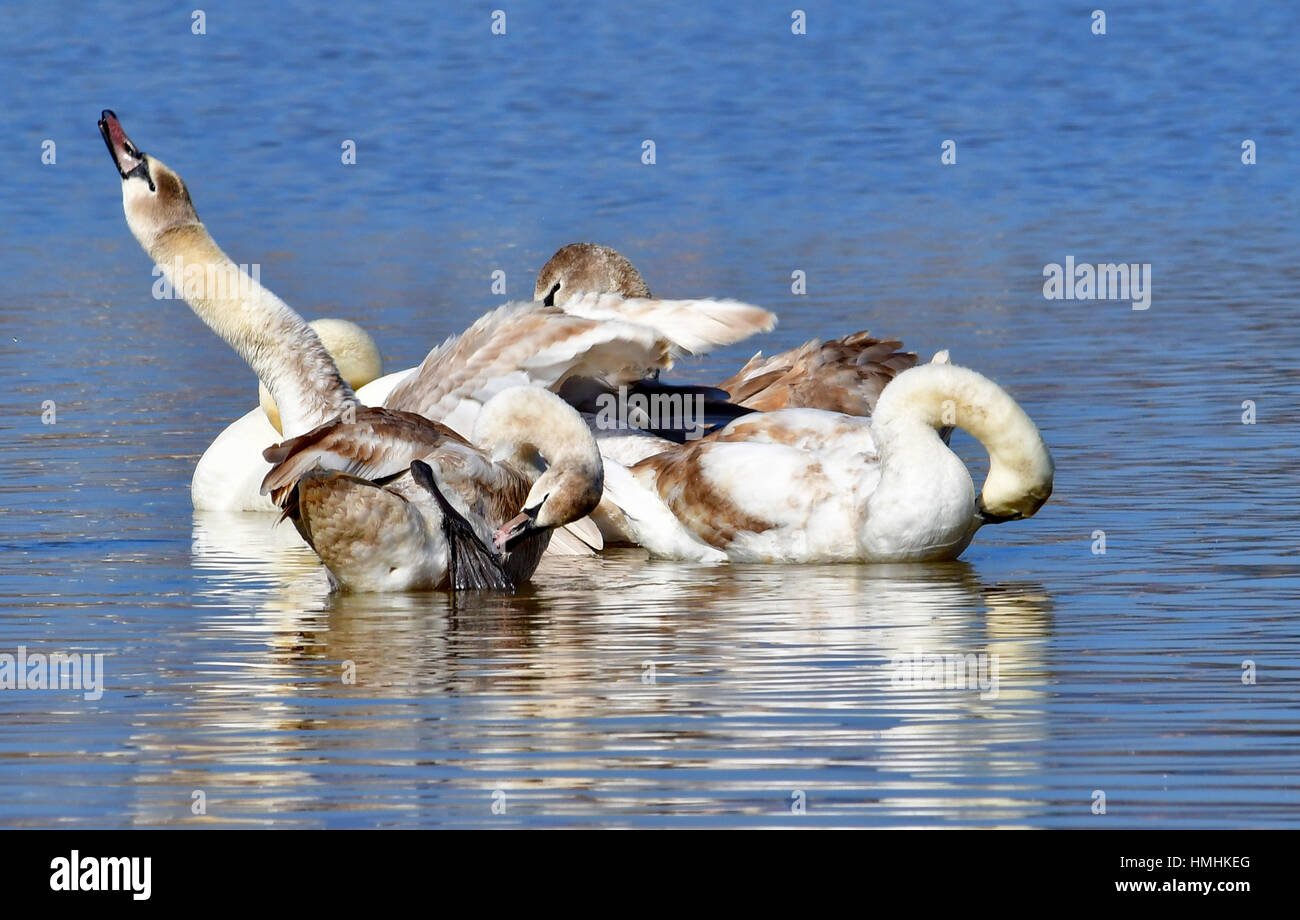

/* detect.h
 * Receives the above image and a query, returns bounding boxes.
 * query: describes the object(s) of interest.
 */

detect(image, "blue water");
[1,0,1297,827]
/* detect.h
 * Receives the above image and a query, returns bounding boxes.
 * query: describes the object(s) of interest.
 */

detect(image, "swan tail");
[545,515,604,556]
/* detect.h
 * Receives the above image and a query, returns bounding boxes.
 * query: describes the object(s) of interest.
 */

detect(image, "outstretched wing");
[381,303,672,434]
[557,291,776,358]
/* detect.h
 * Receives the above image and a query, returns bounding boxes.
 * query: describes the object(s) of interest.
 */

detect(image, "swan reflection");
[125,521,1056,826]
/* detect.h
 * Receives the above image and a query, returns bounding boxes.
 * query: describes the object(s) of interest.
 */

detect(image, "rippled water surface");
[1,1,1298,827]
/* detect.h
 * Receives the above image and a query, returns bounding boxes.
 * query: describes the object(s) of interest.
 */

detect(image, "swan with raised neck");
[99,109,355,439]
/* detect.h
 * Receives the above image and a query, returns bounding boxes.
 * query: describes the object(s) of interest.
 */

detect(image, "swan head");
[874,362,1055,524]
[534,243,652,306]
[259,319,384,434]
[471,387,604,551]
[98,110,199,251]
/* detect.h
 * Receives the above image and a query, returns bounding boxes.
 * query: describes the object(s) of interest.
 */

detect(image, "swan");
[192,318,384,512]
[99,111,772,555]
[99,111,357,440]
[261,386,603,592]
[598,361,1054,563]
[535,242,918,416]
[98,110,604,590]
[533,242,939,542]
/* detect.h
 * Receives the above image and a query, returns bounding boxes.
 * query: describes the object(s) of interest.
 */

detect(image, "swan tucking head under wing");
[870,362,1055,526]
[535,243,652,306]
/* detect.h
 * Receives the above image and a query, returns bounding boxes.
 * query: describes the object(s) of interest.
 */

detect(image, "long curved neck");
[872,364,1054,517]
[148,223,355,438]
[476,389,601,477]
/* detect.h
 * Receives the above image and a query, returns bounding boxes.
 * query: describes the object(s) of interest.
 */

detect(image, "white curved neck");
[148,223,355,438]
[474,388,601,477]
[872,363,1053,518]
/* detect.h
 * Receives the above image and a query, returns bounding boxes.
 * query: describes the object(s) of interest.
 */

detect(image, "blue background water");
[0,0,1297,826]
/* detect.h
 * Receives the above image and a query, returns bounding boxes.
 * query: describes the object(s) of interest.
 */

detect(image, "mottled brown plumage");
[632,444,776,548]
[261,407,468,506]
[718,331,918,415]
[535,243,653,305]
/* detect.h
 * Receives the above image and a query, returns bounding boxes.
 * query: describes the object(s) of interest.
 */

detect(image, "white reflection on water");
[113,514,1057,826]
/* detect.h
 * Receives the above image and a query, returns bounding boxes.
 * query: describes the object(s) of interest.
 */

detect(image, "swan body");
[600,362,1054,564]
[263,386,604,592]
[534,242,931,544]
[193,318,385,512]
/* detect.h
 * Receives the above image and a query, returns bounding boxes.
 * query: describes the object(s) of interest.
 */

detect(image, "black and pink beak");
[98,109,154,190]
[493,499,545,553]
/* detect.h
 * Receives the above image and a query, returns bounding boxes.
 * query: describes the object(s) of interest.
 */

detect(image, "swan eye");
[543,282,560,307]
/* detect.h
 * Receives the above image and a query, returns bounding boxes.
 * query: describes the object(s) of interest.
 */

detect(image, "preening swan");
[98,110,603,590]
[262,386,603,592]
[99,112,770,558]
[599,362,1054,563]
[193,318,385,512]
[535,242,918,416]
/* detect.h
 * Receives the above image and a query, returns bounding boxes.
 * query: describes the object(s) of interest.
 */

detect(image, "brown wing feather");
[716,331,918,416]
[260,407,468,506]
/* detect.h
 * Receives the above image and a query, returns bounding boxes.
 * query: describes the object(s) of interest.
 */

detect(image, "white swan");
[100,112,356,439]
[99,110,603,591]
[598,362,1054,563]
[192,318,384,512]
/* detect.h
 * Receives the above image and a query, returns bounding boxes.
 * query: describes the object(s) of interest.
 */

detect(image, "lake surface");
[1,0,1297,827]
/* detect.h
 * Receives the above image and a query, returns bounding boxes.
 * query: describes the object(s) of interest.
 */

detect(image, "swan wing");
[381,303,671,434]
[718,331,916,415]
[260,407,468,505]
[628,423,876,559]
[558,291,776,357]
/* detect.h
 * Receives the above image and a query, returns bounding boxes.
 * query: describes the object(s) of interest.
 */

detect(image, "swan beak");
[975,497,1023,525]
[493,506,541,552]
[98,109,153,189]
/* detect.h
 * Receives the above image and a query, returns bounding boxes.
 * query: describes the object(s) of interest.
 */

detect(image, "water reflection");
[134,524,1057,826]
